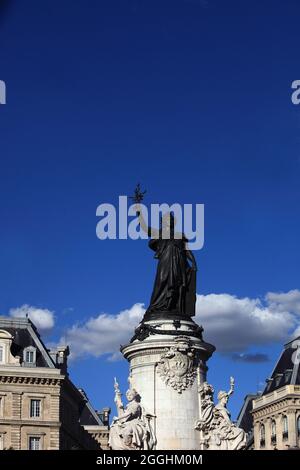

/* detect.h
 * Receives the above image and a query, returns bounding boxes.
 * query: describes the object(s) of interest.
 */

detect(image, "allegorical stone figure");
[134,200,197,317]
[195,377,246,450]
[108,378,156,450]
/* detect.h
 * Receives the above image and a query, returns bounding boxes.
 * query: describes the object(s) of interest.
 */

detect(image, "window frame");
[270,419,277,445]
[23,346,36,367]
[30,399,41,419]
[28,436,41,451]
[259,423,265,447]
[282,415,289,440]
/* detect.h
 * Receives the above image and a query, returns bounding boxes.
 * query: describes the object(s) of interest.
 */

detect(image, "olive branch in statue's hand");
[129,183,147,204]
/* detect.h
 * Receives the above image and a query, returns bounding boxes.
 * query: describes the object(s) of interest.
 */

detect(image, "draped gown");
[146,233,196,316]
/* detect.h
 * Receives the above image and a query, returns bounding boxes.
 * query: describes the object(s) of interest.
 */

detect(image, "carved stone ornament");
[156,337,197,393]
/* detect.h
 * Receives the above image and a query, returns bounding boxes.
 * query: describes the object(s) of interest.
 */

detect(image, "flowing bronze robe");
[147,235,196,316]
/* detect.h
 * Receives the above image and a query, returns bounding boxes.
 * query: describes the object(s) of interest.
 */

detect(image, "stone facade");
[252,385,300,450]
[0,317,110,450]
[250,336,300,450]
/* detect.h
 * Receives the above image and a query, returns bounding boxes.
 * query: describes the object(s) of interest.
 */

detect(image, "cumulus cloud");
[265,289,300,315]
[59,290,300,361]
[195,292,296,352]
[60,303,145,360]
[9,304,55,332]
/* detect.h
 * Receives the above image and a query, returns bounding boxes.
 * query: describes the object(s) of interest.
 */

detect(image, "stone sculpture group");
[109,186,247,450]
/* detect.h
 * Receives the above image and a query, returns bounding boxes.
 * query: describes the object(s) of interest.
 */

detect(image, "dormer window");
[26,350,34,363]
[274,374,283,387]
[23,346,36,367]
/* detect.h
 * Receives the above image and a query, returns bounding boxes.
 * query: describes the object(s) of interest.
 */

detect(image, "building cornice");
[0,369,64,386]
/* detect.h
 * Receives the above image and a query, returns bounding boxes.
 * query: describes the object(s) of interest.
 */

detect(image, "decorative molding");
[156,337,198,393]
[0,375,62,386]
[130,321,203,343]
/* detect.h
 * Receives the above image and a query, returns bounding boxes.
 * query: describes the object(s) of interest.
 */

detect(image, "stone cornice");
[122,337,214,362]
[0,374,63,386]
[252,395,300,418]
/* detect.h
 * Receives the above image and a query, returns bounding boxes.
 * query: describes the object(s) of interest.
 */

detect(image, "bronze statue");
[132,185,197,318]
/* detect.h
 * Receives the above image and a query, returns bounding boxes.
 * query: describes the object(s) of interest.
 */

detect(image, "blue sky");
[1,0,300,419]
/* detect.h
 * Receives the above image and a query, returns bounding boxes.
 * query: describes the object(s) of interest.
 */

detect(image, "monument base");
[121,316,215,450]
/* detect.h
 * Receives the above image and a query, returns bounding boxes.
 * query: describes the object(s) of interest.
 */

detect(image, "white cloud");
[265,289,300,315]
[195,293,296,352]
[60,303,145,360]
[9,304,55,332]
[59,290,300,361]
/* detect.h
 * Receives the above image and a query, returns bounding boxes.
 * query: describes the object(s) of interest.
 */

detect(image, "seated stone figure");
[195,377,246,450]
[210,388,246,450]
[109,380,155,450]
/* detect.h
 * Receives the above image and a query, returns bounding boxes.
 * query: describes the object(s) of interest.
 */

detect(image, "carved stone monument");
[195,377,246,450]
[110,186,245,450]
[109,378,156,450]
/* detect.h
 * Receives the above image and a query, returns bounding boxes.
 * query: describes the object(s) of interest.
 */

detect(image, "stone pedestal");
[121,316,215,450]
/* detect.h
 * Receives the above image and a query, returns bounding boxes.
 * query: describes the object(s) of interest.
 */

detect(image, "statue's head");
[217,391,228,404]
[126,388,138,402]
[202,382,214,395]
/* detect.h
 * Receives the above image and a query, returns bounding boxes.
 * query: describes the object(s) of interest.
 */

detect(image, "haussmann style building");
[251,336,300,450]
[237,336,300,451]
[0,316,110,450]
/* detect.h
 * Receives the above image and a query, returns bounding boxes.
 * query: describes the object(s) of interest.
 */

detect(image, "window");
[29,436,41,450]
[0,434,3,451]
[30,399,41,418]
[297,416,300,437]
[283,415,289,440]
[271,420,276,444]
[0,345,3,363]
[23,347,36,366]
[26,350,34,363]
[260,424,265,447]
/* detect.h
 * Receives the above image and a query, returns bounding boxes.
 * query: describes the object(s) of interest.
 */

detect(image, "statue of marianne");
[134,202,197,318]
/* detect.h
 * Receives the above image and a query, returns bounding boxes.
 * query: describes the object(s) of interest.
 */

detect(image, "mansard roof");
[0,315,55,368]
[263,335,300,395]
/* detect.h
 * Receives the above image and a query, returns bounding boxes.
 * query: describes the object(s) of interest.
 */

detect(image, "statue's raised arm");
[134,202,159,238]
[129,184,159,238]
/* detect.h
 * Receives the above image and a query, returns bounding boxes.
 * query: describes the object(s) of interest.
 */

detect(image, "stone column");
[287,411,297,448]
[265,418,272,450]
[253,422,261,450]
[121,317,215,450]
